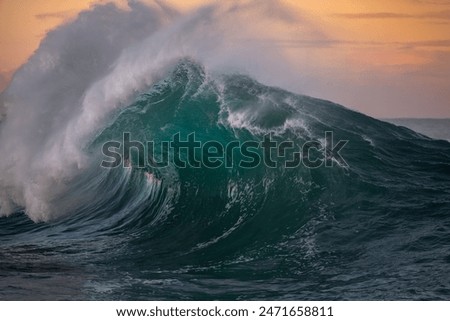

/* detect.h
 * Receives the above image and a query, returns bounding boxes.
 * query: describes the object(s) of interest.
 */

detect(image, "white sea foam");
[0,0,315,221]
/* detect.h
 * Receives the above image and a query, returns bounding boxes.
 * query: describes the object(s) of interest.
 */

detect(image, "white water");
[0,1,310,221]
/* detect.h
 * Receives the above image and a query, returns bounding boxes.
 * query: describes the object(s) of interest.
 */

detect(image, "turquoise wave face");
[1,60,450,300]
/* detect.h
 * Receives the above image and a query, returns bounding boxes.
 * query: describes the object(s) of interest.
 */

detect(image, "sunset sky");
[0,0,449,118]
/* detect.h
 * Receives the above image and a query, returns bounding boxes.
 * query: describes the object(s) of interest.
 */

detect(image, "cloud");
[408,0,450,5]
[332,10,450,20]
[257,38,450,50]
[224,0,302,23]
[398,39,450,49]
[0,73,5,88]
[35,10,75,21]
[0,70,13,92]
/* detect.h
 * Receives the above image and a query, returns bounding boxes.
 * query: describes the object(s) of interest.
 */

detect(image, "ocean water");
[385,119,450,142]
[1,3,450,301]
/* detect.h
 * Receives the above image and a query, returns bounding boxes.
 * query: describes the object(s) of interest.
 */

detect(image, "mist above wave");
[0,1,311,221]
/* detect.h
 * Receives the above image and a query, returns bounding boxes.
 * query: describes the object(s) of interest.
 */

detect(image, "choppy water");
[385,119,450,142]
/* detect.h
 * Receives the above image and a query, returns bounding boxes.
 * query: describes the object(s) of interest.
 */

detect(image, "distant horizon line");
[382,117,450,120]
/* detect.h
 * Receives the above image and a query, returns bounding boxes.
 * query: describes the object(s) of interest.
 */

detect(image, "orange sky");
[0,0,449,117]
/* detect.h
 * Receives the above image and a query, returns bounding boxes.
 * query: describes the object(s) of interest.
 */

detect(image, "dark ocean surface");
[1,61,450,300]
